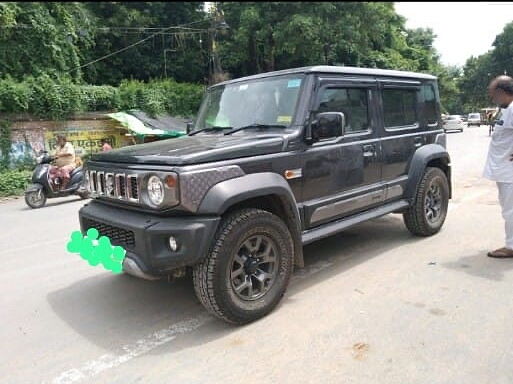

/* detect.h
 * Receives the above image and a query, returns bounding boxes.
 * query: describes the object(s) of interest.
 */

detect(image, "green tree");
[82,2,207,85]
[0,2,94,81]
[459,21,513,112]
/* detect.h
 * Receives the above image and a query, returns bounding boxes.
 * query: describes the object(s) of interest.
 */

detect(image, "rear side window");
[422,84,438,125]
[317,87,370,133]
[383,88,418,128]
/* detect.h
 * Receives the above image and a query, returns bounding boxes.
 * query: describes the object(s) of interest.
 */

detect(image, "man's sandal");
[487,247,513,258]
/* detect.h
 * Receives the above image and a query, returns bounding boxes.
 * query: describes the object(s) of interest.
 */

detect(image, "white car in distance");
[443,115,465,133]
[467,113,481,127]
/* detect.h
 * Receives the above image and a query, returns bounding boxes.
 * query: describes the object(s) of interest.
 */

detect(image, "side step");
[301,200,410,245]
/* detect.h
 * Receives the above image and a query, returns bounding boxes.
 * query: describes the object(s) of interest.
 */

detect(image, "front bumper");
[79,201,221,277]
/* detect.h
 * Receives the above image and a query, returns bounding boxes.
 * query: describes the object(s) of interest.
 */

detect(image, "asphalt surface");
[1,125,512,384]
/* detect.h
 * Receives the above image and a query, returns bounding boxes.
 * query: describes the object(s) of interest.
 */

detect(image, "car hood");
[90,134,285,166]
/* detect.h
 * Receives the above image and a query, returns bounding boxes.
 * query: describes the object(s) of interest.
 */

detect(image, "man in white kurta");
[483,76,513,258]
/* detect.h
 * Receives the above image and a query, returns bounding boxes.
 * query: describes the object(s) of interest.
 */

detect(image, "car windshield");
[469,114,480,118]
[447,116,459,120]
[193,75,304,132]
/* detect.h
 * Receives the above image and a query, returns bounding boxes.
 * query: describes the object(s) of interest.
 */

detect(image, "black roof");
[214,65,437,88]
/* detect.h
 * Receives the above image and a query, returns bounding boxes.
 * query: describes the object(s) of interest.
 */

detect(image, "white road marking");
[48,315,212,384]
[46,256,339,384]
[44,187,491,384]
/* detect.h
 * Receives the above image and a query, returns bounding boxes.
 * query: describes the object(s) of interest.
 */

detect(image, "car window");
[422,84,437,124]
[383,88,418,128]
[317,87,370,133]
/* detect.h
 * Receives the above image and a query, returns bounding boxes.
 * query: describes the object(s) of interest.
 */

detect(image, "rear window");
[469,114,480,119]
[422,84,437,124]
[383,88,418,128]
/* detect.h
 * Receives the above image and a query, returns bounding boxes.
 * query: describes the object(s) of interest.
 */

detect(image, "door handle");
[414,137,424,148]
[363,144,376,158]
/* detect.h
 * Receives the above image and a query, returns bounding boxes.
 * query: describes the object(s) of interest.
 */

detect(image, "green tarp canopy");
[107,112,186,138]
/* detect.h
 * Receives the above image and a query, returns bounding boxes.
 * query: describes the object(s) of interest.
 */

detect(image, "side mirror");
[186,121,193,134]
[310,112,345,142]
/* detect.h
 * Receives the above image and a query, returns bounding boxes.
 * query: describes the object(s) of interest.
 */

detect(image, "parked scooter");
[24,151,89,209]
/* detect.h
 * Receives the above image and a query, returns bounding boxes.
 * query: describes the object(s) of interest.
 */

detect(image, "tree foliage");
[81,2,206,85]
[0,76,204,119]
[5,2,505,115]
[0,2,94,81]
[459,21,513,112]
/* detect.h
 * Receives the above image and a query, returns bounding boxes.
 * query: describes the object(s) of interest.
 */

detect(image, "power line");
[67,17,216,73]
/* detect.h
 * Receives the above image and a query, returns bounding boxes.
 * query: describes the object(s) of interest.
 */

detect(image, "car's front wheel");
[403,167,449,236]
[193,208,294,324]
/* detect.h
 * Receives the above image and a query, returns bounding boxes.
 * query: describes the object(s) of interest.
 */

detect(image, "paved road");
[1,126,512,384]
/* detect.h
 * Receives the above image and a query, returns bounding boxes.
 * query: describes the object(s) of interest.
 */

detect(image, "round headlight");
[147,175,164,206]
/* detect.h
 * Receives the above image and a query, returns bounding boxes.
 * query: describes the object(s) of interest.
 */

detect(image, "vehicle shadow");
[47,214,421,355]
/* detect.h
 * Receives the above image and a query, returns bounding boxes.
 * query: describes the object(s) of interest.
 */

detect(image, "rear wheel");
[193,208,294,325]
[403,167,449,236]
[25,189,47,209]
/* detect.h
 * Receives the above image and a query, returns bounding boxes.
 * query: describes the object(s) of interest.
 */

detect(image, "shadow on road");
[19,196,87,211]
[47,214,423,354]
[442,251,513,281]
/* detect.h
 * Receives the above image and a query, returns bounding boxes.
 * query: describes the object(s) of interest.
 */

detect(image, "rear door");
[378,80,426,198]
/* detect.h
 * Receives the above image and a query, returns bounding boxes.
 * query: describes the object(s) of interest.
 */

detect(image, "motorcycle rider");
[49,134,76,190]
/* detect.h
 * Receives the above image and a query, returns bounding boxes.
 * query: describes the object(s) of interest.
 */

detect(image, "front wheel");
[193,208,294,325]
[403,167,449,236]
[25,189,47,209]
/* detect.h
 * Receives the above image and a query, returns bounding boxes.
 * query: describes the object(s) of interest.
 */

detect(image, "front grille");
[129,176,139,200]
[117,175,126,198]
[83,218,135,248]
[87,169,139,203]
[99,172,105,194]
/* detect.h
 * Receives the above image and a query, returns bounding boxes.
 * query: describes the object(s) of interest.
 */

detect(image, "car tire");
[403,167,449,237]
[193,208,294,325]
[25,189,47,209]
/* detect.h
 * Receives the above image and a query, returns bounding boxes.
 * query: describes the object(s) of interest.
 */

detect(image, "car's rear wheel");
[193,208,294,325]
[403,167,449,236]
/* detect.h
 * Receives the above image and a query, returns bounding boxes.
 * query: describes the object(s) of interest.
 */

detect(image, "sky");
[395,2,513,67]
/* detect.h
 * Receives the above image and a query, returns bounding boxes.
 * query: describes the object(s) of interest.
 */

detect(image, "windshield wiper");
[188,126,233,136]
[224,123,288,136]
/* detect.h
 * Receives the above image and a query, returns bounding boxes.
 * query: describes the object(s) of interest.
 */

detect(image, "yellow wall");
[45,128,134,157]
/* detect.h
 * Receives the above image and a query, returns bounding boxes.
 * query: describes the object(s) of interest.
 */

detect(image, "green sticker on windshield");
[287,79,301,88]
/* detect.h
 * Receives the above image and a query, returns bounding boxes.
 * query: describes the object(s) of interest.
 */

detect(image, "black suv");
[80,66,451,324]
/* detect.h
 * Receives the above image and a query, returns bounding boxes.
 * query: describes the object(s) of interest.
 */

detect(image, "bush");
[81,85,120,111]
[0,76,31,113]
[118,79,204,118]
[0,76,205,119]
[26,74,83,120]
[0,169,31,197]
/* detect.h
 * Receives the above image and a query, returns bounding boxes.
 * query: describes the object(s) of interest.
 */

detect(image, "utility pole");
[207,2,229,85]
[163,48,176,78]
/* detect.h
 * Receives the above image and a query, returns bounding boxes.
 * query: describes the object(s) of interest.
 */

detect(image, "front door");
[301,77,383,228]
